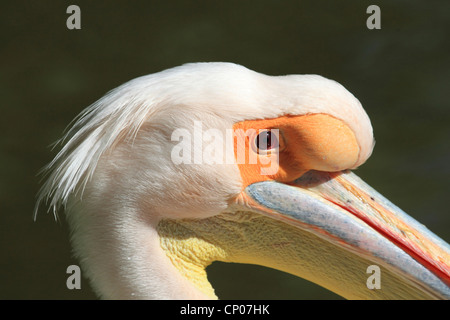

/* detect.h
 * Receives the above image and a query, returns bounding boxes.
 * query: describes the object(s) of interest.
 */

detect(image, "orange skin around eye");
[233,114,360,187]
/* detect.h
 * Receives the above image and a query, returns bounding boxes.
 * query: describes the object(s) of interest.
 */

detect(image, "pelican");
[35,62,450,299]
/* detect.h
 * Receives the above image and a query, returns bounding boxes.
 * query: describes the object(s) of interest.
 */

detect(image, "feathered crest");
[34,74,164,220]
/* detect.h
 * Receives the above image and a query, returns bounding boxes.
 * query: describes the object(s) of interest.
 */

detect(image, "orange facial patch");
[233,114,360,187]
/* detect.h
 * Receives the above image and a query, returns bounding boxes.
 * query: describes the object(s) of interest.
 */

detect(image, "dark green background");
[1,1,449,299]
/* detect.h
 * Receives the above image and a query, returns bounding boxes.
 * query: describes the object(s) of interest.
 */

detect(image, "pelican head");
[36,62,450,299]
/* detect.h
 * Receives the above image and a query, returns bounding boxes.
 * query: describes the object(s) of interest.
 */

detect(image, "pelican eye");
[256,130,279,151]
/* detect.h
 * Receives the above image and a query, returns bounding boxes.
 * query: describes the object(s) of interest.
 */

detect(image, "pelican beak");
[242,170,450,299]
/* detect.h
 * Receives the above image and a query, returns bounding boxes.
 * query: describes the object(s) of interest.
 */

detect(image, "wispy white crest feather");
[34,74,166,219]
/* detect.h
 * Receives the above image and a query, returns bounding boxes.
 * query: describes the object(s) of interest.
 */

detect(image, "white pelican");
[35,62,450,299]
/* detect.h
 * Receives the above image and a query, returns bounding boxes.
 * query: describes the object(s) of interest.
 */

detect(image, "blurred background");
[1,0,449,299]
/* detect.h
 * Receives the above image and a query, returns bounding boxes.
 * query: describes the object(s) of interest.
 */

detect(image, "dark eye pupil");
[256,130,276,150]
